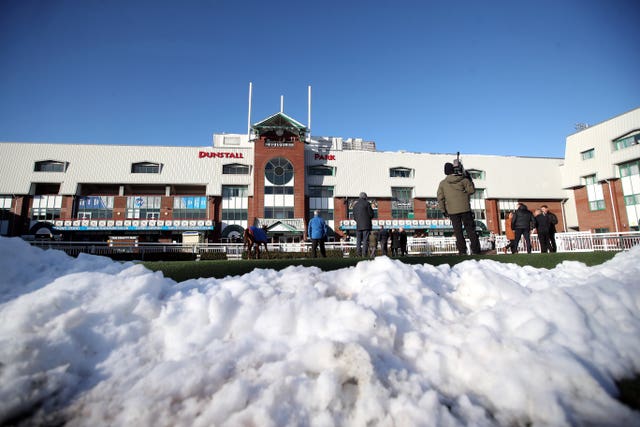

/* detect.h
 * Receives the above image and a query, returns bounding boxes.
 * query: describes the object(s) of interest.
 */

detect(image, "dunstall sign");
[199,151,244,159]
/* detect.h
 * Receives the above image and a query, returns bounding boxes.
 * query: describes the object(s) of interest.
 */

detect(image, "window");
[265,157,294,185]
[619,160,640,228]
[309,186,334,222]
[391,187,413,219]
[470,189,486,220]
[498,199,518,219]
[34,160,67,172]
[264,186,294,195]
[583,174,605,211]
[581,149,595,160]
[594,228,609,233]
[131,162,162,174]
[77,196,114,219]
[264,207,294,219]
[222,186,248,223]
[126,196,161,219]
[223,164,250,175]
[308,186,334,198]
[308,165,335,176]
[467,169,485,180]
[308,208,334,221]
[389,167,413,178]
[426,198,445,219]
[612,130,640,151]
[173,196,207,219]
[31,195,62,221]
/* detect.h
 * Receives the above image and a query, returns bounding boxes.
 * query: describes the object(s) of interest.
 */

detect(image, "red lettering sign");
[314,153,335,160]
[198,151,244,159]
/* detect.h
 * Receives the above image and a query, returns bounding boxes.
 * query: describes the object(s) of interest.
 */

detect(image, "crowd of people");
[306,161,560,258]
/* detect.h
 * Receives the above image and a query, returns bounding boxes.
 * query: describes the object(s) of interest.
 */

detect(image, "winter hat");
[359,192,367,199]
[444,162,455,175]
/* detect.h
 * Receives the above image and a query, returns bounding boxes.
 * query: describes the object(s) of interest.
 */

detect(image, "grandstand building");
[0,107,638,243]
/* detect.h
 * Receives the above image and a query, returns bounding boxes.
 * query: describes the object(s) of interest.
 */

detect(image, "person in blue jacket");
[308,210,328,258]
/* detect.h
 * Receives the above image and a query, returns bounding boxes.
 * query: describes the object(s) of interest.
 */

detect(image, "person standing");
[399,227,408,256]
[390,228,400,256]
[353,192,374,257]
[307,210,328,258]
[436,162,481,255]
[505,210,516,253]
[377,225,389,256]
[368,231,378,258]
[534,208,552,253]
[541,205,559,252]
[511,203,535,253]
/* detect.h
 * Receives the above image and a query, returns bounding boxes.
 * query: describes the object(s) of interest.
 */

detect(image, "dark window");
[308,166,335,176]
[389,167,413,178]
[131,162,162,174]
[223,164,250,175]
[34,161,67,172]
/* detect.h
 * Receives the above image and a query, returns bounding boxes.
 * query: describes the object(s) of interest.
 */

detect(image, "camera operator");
[436,162,481,255]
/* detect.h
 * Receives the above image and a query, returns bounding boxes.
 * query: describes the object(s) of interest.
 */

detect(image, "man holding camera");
[437,161,481,255]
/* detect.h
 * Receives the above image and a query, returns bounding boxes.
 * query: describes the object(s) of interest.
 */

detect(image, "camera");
[452,158,464,176]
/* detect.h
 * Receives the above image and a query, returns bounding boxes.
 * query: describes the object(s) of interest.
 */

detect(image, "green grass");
[141,251,617,282]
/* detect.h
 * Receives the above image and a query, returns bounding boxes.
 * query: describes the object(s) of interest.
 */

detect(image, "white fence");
[27,231,640,258]
[493,231,640,254]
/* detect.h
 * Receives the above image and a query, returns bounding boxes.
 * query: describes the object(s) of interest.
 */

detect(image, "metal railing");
[26,231,640,259]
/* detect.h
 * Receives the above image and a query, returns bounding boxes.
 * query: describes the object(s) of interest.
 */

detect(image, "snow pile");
[0,236,639,426]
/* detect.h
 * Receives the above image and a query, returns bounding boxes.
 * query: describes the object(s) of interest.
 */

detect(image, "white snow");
[0,236,639,426]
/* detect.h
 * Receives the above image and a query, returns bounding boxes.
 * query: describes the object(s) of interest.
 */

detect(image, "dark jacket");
[353,198,374,231]
[391,230,400,248]
[535,213,552,233]
[377,227,389,242]
[436,174,475,215]
[399,230,407,247]
[511,205,535,230]
[548,212,558,233]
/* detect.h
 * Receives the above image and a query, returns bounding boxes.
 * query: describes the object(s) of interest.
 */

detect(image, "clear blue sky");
[1,0,639,158]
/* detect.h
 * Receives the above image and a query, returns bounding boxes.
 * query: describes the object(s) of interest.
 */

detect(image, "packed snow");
[0,236,639,426]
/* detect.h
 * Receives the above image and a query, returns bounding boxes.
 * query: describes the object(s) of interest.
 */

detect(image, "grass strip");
[141,251,617,282]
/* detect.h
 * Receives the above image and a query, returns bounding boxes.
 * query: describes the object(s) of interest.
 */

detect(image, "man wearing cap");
[352,192,374,257]
[437,163,481,255]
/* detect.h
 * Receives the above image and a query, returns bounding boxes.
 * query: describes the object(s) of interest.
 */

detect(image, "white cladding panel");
[0,143,253,195]
[310,149,566,199]
[562,108,640,188]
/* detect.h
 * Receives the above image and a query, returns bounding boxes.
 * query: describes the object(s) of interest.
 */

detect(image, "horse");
[243,226,269,259]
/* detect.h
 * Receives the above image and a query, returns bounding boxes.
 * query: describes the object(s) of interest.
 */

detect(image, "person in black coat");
[390,228,400,256]
[535,209,553,253]
[511,203,535,253]
[541,205,559,252]
[377,225,389,256]
[399,227,408,256]
[352,192,374,257]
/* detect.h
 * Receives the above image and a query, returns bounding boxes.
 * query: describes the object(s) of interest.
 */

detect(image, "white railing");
[494,231,640,254]
[25,231,640,259]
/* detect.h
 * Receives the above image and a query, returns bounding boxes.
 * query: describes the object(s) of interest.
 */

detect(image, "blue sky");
[1,0,639,158]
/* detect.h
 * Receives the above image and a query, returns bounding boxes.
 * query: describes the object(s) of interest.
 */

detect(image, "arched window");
[131,162,162,174]
[389,167,413,178]
[265,157,294,185]
[34,160,68,172]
